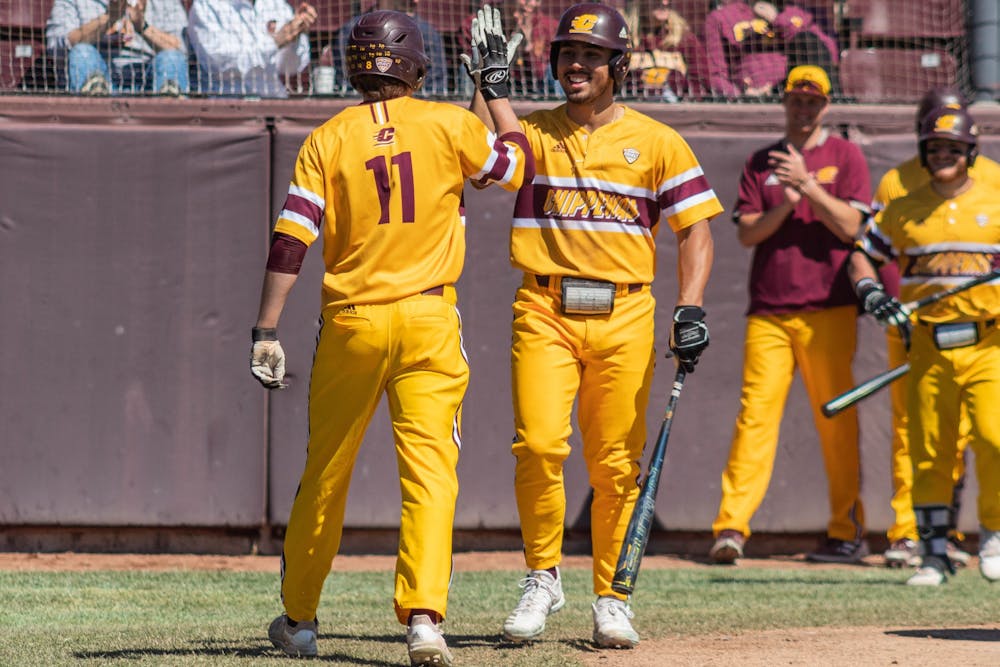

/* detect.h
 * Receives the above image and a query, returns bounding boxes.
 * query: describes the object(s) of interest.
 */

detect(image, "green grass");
[0,566,996,665]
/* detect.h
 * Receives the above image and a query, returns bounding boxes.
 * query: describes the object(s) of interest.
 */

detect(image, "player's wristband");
[252,327,278,342]
[853,277,881,300]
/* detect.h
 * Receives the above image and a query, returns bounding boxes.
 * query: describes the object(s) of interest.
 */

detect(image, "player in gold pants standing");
[850,106,1000,587]
[249,9,533,664]
[709,66,871,565]
[864,86,1000,568]
[470,2,721,649]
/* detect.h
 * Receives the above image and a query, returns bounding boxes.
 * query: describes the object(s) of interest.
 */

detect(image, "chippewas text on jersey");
[861,180,1000,322]
[511,105,723,285]
[541,188,641,224]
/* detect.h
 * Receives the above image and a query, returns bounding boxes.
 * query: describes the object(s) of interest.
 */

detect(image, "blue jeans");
[68,43,190,93]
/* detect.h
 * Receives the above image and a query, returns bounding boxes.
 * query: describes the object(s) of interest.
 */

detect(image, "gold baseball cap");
[784,65,831,98]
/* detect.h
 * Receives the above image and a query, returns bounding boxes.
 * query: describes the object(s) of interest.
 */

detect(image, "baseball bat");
[902,268,1000,311]
[821,362,910,417]
[821,269,1000,417]
[611,366,687,596]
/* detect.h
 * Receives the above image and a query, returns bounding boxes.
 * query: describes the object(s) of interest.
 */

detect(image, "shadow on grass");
[75,632,547,664]
[706,576,900,586]
[494,635,613,655]
[75,638,398,665]
[887,628,1000,642]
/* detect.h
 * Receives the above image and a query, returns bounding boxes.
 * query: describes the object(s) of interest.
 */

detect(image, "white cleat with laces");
[502,568,565,641]
[592,595,639,648]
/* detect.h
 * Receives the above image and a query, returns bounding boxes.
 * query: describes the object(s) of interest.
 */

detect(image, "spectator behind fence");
[631,0,708,101]
[752,1,839,94]
[704,0,836,99]
[708,66,871,566]
[330,1,448,96]
[507,0,559,96]
[46,0,189,95]
[188,0,315,98]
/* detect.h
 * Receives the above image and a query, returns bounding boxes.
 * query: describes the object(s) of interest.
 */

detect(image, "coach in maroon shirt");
[708,65,873,566]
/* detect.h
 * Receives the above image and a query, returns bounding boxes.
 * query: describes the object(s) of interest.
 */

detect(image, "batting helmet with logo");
[915,86,966,131]
[918,106,979,168]
[346,10,430,90]
[549,2,632,93]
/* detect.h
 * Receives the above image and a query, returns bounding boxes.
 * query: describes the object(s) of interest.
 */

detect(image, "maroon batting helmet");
[918,106,979,168]
[346,10,430,89]
[549,2,632,93]
[915,85,966,131]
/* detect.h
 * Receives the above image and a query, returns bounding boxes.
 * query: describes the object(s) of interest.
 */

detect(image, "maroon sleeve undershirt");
[265,232,308,274]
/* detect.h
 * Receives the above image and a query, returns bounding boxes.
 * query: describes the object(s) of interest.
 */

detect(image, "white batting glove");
[250,338,287,389]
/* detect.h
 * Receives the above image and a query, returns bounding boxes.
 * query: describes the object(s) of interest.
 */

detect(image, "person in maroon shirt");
[708,65,872,565]
[704,0,838,99]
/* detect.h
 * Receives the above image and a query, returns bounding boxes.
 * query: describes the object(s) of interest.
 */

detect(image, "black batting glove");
[855,278,912,347]
[474,4,516,100]
[670,305,709,373]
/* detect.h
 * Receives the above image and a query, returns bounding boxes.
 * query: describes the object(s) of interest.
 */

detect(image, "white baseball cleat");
[268,614,318,657]
[502,568,565,641]
[592,595,639,648]
[406,614,453,667]
[906,560,947,587]
[979,528,1000,582]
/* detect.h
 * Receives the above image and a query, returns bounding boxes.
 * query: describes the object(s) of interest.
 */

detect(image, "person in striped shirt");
[470,2,720,649]
[251,9,533,664]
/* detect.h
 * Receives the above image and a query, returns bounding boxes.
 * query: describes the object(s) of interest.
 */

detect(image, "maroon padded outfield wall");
[1,97,997,553]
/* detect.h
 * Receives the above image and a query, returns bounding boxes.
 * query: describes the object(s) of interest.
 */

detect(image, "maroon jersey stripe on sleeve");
[282,192,323,226]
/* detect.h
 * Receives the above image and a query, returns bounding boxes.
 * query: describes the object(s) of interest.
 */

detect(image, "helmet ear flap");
[608,51,629,93]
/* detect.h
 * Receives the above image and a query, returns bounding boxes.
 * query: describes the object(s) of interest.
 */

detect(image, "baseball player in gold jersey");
[470,2,721,649]
[250,10,533,664]
[863,87,1000,569]
[850,106,1000,587]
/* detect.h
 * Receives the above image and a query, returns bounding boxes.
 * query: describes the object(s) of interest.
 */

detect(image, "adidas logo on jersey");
[552,141,568,153]
[341,304,357,314]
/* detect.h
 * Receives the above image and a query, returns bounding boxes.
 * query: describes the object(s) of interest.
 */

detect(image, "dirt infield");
[3,551,998,666]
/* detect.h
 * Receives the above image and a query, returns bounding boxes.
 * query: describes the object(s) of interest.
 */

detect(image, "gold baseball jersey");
[275,96,530,308]
[873,154,1000,210]
[861,180,1000,322]
[511,104,723,283]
